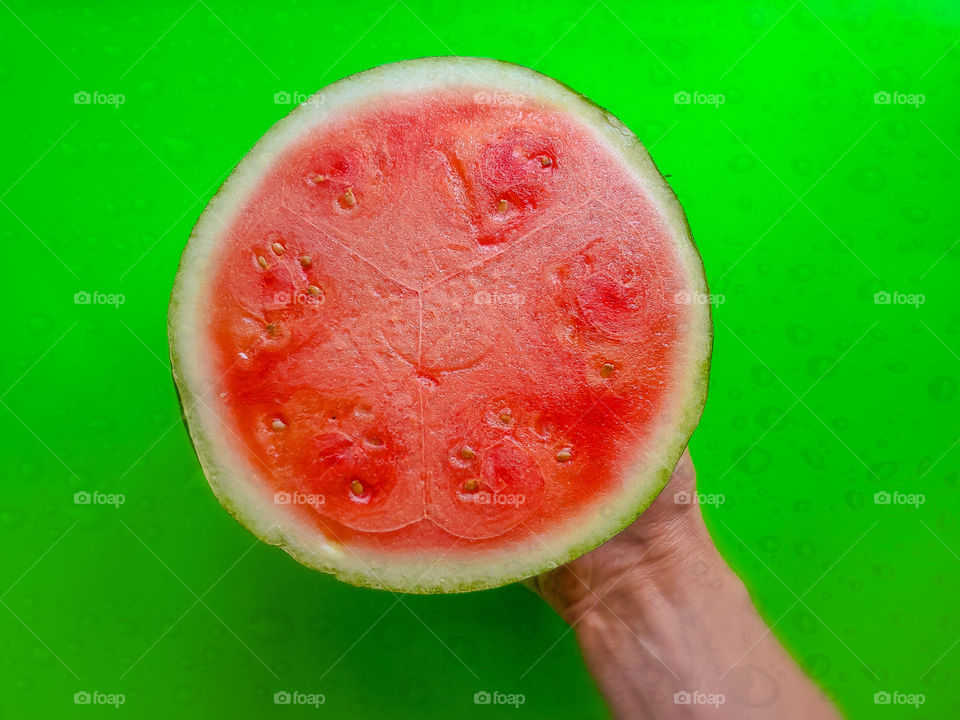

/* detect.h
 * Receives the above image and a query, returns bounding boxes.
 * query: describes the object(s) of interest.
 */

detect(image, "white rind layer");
[168,57,712,593]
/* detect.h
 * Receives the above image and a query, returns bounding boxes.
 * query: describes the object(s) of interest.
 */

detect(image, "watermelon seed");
[256,255,268,269]
[539,156,552,167]
[271,419,286,431]
[496,199,508,213]
[307,284,322,296]
[299,256,312,268]
[265,323,277,335]
[311,174,326,184]
[340,188,356,208]
[350,479,364,496]
[556,448,572,462]
[599,363,615,378]
[463,478,479,493]
[499,411,512,424]
[271,242,285,256]
[367,437,383,446]
[460,446,475,460]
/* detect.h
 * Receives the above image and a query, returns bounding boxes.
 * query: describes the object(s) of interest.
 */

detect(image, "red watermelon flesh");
[169,58,711,592]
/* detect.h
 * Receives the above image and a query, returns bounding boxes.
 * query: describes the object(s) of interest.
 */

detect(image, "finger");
[519,575,542,595]
[669,446,696,491]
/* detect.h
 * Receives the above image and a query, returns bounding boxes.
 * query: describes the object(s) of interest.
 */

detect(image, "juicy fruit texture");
[170,58,711,591]
[210,90,684,552]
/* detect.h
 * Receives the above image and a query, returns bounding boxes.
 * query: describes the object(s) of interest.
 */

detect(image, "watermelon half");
[168,57,711,593]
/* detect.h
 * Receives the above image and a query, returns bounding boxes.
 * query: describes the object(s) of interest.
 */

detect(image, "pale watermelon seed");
[496,199,508,212]
[307,284,322,296]
[341,188,356,208]
[460,446,475,460]
[299,256,312,268]
[350,479,364,496]
[556,448,572,462]
[271,242,285,256]
[463,478,479,493]
[599,363,615,378]
[271,419,286,431]
[256,255,268,269]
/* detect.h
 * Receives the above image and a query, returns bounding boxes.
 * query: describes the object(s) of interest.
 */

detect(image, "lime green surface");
[1,1,958,718]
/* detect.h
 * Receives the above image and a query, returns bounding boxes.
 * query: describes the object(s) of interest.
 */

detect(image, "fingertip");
[519,576,542,595]
[675,446,696,481]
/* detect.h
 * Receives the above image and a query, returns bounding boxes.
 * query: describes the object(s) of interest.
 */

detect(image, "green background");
[2,0,958,717]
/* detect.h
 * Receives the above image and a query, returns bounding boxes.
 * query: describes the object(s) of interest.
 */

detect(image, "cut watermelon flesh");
[169,58,711,592]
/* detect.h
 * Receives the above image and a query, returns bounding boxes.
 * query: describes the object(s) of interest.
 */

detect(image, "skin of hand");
[528,450,843,720]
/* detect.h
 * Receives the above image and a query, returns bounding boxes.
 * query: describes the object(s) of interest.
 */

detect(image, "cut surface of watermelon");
[169,57,711,592]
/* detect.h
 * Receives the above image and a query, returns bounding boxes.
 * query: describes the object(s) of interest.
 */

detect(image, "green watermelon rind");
[168,56,712,594]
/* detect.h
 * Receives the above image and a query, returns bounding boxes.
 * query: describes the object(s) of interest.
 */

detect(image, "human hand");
[526,450,842,719]
[529,449,716,624]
